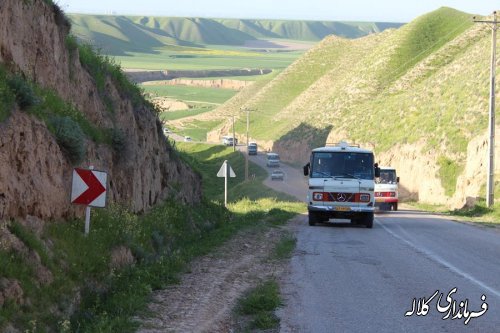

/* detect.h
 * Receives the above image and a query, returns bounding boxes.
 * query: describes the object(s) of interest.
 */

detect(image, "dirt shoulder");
[136,214,303,332]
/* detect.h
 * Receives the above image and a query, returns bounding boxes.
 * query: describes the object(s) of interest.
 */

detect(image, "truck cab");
[374,167,399,211]
[248,142,258,155]
[222,135,238,146]
[303,141,380,228]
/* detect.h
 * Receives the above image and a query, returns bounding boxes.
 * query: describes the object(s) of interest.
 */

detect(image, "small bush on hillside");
[48,116,86,164]
[65,35,78,58]
[109,127,127,155]
[51,2,71,29]
[438,156,463,197]
[0,70,15,122]
[7,75,37,109]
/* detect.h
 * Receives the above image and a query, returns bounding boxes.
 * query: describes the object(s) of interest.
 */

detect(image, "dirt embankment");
[137,216,302,332]
[125,68,272,83]
[0,0,201,221]
[143,78,253,90]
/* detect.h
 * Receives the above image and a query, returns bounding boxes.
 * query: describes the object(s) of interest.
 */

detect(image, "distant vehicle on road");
[271,169,284,180]
[248,142,258,155]
[184,136,192,142]
[375,167,399,211]
[222,135,238,146]
[266,152,280,167]
[163,127,170,135]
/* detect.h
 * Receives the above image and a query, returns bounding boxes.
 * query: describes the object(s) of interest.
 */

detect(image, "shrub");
[438,156,463,197]
[48,116,86,164]
[0,70,15,122]
[65,34,78,56]
[109,128,127,155]
[7,75,37,109]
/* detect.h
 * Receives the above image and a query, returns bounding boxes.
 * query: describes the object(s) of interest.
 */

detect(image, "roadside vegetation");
[0,52,133,164]
[0,142,303,332]
[407,178,500,226]
[233,280,282,331]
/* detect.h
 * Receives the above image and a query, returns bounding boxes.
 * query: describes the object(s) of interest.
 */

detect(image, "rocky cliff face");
[273,130,495,209]
[0,0,201,221]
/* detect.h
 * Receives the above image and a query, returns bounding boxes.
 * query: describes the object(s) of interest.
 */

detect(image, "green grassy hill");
[203,7,495,200]
[68,14,403,55]
[214,7,478,149]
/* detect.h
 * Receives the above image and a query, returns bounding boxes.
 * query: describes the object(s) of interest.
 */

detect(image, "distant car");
[271,170,284,181]
[184,136,192,142]
[248,142,258,155]
[266,152,280,167]
[163,127,170,135]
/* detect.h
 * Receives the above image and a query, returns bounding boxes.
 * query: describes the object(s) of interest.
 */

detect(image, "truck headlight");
[313,192,324,201]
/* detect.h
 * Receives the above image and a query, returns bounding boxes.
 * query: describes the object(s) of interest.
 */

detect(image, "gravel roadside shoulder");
[137,214,304,332]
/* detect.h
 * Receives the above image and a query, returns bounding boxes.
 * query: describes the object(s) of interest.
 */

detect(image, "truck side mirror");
[303,163,310,176]
[374,164,380,178]
[396,176,400,183]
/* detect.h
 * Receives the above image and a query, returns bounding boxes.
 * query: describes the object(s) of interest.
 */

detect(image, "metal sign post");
[85,206,91,235]
[71,166,108,235]
[217,160,236,207]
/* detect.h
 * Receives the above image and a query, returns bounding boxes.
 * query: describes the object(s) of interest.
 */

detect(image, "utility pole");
[241,108,254,181]
[245,109,249,180]
[475,12,498,207]
[232,115,236,152]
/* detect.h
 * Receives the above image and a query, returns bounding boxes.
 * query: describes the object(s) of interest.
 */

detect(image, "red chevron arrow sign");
[71,168,107,207]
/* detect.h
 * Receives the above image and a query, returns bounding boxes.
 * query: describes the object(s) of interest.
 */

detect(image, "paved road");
[247,151,308,202]
[276,210,500,332]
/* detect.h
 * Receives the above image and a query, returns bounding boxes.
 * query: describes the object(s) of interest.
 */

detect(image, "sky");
[58,0,499,23]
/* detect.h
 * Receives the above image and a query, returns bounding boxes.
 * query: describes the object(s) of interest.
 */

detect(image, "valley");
[2,1,500,332]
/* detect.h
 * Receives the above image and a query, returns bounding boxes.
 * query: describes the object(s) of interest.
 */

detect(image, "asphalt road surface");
[247,151,308,202]
[246,153,500,332]
[276,210,500,333]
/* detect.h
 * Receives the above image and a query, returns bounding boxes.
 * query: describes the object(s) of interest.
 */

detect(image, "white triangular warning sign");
[217,161,236,178]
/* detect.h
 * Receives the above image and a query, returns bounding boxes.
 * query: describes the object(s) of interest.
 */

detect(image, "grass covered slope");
[67,14,403,55]
[200,7,493,202]
[0,141,303,332]
[215,7,484,155]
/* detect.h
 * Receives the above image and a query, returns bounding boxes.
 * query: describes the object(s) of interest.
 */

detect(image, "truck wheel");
[364,213,374,228]
[393,203,398,211]
[308,212,318,226]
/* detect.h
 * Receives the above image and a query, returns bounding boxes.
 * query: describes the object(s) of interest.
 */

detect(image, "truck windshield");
[376,169,397,184]
[311,152,374,180]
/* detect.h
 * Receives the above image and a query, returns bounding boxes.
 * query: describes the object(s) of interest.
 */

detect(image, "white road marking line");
[377,218,500,299]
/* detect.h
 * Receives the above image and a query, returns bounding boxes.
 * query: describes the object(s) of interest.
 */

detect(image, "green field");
[143,84,238,104]
[174,119,224,141]
[116,48,302,71]
[159,105,213,121]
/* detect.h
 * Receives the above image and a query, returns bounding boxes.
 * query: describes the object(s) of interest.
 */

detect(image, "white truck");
[374,167,399,211]
[303,141,380,228]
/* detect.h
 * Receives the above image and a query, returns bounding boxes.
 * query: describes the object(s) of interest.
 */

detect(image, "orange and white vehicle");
[374,167,399,211]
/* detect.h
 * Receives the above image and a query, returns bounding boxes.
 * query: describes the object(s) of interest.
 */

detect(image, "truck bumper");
[308,205,374,219]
